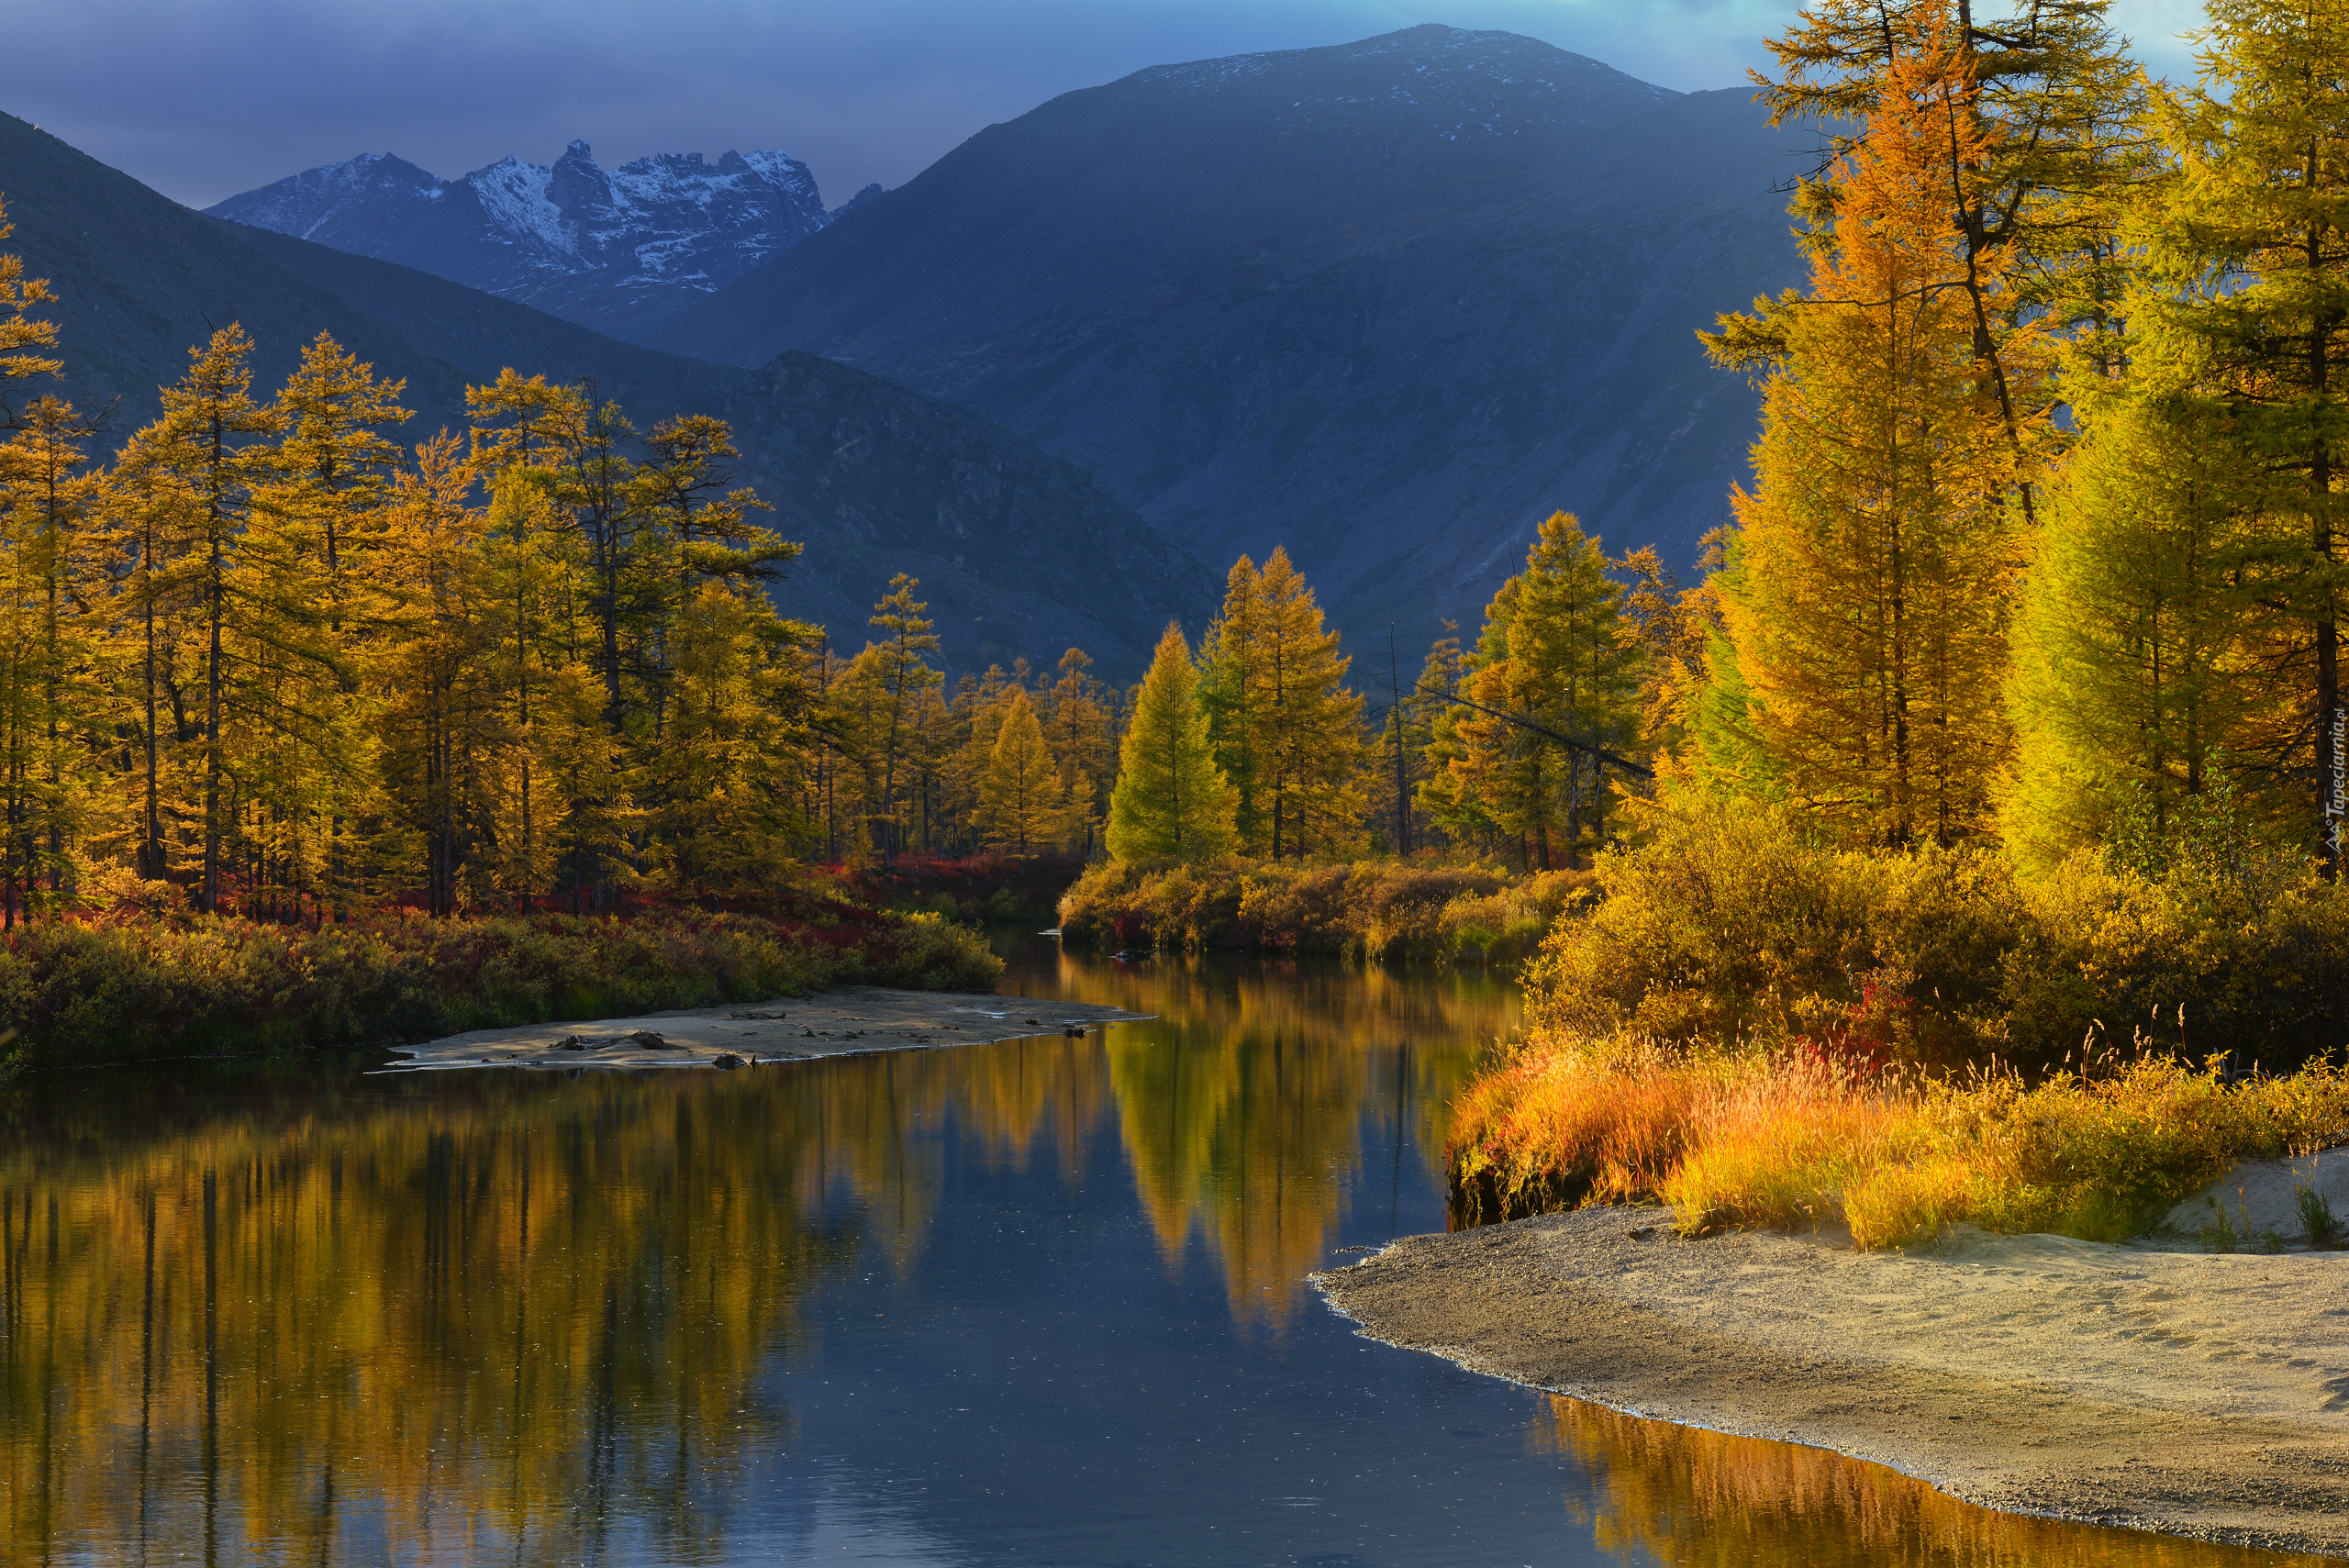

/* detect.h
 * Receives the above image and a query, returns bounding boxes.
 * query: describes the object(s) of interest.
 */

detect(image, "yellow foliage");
[1450,1030,2349,1250]
[1705,14,2039,848]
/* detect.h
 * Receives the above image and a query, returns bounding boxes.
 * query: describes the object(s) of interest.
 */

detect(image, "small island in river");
[388,986,1153,1071]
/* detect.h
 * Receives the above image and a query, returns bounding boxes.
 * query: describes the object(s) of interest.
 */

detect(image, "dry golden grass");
[1449,1035,2349,1249]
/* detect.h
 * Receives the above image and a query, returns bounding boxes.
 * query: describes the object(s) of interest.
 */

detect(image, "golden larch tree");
[1706,20,2034,847]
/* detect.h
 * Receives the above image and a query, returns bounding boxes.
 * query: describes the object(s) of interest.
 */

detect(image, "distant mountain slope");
[0,111,1211,677]
[650,25,1810,639]
[206,139,833,342]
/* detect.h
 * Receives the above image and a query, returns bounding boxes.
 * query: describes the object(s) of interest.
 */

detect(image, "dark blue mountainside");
[645,25,1812,637]
[0,111,1212,676]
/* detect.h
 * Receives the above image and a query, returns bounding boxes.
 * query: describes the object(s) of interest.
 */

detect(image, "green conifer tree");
[1107,623,1236,862]
[2001,363,2269,867]
[1444,513,1644,867]
[2127,0,2349,872]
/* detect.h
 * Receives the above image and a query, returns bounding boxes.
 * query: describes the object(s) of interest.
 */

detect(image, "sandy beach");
[383,986,1153,1071]
[1314,1153,2349,1558]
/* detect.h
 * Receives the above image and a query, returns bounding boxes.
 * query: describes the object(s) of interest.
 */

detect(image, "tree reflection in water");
[3,953,2309,1567]
[1,1067,851,1562]
[1085,951,1510,1328]
[0,948,1515,1562]
[1533,1396,2333,1568]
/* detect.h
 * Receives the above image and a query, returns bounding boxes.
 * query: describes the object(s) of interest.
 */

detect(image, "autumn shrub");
[1057,855,1586,961]
[1521,800,2349,1073]
[1434,871,1590,961]
[1996,851,2349,1072]
[0,906,1001,1074]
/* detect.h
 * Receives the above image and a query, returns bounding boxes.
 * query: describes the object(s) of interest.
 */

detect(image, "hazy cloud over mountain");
[12,0,2202,211]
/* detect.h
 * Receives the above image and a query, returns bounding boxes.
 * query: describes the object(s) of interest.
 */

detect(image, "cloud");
[7,0,2208,209]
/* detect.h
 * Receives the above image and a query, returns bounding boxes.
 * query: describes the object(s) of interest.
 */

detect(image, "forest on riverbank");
[6,0,2349,1189]
[1428,0,2349,1247]
[1069,0,2349,1249]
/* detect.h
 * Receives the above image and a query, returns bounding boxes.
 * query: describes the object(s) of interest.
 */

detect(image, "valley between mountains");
[190,24,1809,657]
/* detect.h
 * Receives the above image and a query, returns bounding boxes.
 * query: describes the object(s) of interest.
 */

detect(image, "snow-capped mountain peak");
[206,139,833,338]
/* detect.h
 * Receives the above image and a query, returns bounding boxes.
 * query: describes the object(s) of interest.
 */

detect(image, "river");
[0,935,2325,1565]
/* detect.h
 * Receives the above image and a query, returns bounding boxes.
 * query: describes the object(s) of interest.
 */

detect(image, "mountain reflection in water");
[0,940,2321,1566]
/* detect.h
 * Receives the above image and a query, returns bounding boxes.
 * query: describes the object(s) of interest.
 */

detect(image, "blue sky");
[13,0,2210,210]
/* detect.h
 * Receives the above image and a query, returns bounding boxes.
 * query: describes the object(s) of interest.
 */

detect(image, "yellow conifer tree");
[1705,20,2033,847]
[979,686,1069,856]
[1108,624,1236,862]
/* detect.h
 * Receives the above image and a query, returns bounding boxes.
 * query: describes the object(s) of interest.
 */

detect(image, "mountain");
[0,111,1212,677]
[206,139,832,341]
[648,25,1812,641]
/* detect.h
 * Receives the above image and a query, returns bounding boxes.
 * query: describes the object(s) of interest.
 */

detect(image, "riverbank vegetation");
[0,201,1063,1065]
[1450,804,2349,1242]
[1440,0,2349,1245]
[1450,1029,2349,1249]
[1059,857,1585,962]
[0,891,999,1074]
[1059,0,2349,1246]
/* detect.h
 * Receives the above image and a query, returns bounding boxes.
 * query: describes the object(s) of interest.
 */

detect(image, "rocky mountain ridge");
[644,25,1811,640]
[206,139,835,340]
[1,110,1208,677]
[188,23,1809,644]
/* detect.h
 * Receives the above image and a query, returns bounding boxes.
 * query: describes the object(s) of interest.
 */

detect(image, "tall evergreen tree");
[2124,0,2349,873]
[1199,548,1365,856]
[257,334,409,908]
[1408,628,1489,848]
[644,581,818,888]
[1754,0,2147,458]
[2002,357,2271,866]
[1442,513,1643,868]
[860,574,941,858]
[0,394,103,917]
[377,433,497,914]
[1107,623,1236,862]
[979,686,1069,856]
[113,327,285,909]
[469,373,593,905]
[1198,556,1268,846]
[1042,648,1113,854]
[0,201,60,386]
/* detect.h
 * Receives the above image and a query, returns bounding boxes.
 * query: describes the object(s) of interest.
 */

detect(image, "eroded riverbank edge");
[384,986,1153,1071]
[1312,1202,2349,1560]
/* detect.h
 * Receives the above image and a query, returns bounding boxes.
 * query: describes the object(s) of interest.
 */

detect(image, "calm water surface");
[0,937,2326,1566]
